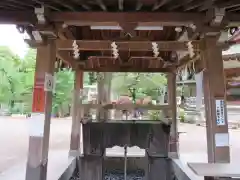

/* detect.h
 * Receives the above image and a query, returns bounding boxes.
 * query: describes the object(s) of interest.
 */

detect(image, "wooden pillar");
[97,72,111,121]
[26,41,56,180]
[168,73,178,158]
[97,72,105,120]
[69,69,83,156]
[195,72,203,123]
[195,72,203,111]
[104,72,112,119]
[202,35,230,163]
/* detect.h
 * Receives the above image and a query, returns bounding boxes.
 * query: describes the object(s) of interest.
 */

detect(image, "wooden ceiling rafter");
[217,0,240,9]
[167,0,193,11]
[1,0,240,13]
[223,53,240,61]
[3,0,35,8]
[152,0,171,11]
[183,1,203,11]
[0,11,240,27]
[49,11,205,26]
[57,51,76,68]
[30,0,62,11]
[64,55,174,72]
[1,0,240,73]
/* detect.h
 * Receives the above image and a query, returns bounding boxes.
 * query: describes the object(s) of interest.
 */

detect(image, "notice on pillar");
[29,113,45,137]
[44,73,54,92]
[215,99,225,126]
[32,87,45,112]
[215,133,229,147]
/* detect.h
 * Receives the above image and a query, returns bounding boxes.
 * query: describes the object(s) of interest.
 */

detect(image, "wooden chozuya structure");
[175,39,240,126]
[1,0,240,180]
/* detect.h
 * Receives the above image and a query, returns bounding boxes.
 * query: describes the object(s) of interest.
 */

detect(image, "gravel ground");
[70,170,145,180]
[0,117,240,175]
[0,117,71,174]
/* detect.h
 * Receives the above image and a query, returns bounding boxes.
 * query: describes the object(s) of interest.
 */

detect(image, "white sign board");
[215,99,225,126]
[29,113,45,137]
[215,133,229,147]
[44,73,54,92]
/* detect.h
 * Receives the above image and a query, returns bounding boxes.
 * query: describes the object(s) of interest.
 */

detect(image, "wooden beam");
[184,1,203,11]
[56,40,201,51]
[177,54,200,68]
[152,0,171,11]
[217,0,240,9]
[118,0,124,10]
[0,11,239,27]
[77,66,173,72]
[49,12,204,26]
[0,11,36,24]
[168,0,193,10]
[226,12,240,26]
[223,53,240,61]
[55,24,75,40]
[57,51,76,68]
[224,68,240,78]
[24,39,47,48]
[82,103,171,111]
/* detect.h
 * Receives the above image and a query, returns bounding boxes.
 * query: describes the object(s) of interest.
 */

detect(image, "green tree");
[0,46,24,112]
[52,69,74,117]
[18,49,36,113]
[112,73,166,100]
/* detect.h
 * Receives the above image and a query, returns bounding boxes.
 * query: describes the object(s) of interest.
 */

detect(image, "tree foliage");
[0,46,74,116]
[52,69,74,117]
[0,46,167,116]
[112,73,167,100]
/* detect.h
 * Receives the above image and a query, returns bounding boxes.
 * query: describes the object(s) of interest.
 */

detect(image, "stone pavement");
[0,118,240,179]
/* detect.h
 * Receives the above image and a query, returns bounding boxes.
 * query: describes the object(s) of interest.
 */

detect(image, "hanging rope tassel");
[111,42,119,59]
[72,40,80,59]
[152,42,159,57]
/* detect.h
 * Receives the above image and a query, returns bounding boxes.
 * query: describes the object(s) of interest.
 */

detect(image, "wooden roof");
[0,0,240,13]
[1,0,240,72]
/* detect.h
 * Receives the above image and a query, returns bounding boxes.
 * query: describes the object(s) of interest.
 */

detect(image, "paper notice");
[215,133,229,147]
[215,99,225,126]
[29,113,45,137]
[44,73,54,92]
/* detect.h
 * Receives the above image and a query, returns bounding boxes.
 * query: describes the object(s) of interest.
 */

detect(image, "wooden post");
[97,72,111,121]
[195,72,203,111]
[202,35,230,163]
[168,72,178,158]
[97,72,104,120]
[26,40,56,180]
[104,72,112,119]
[69,69,83,156]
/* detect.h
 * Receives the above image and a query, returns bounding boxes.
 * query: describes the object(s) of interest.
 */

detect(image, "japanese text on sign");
[215,99,225,126]
[44,73,54,92]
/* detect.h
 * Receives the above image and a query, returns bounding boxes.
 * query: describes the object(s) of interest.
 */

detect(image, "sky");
[0,24,239,58]
[0,25,29,58]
